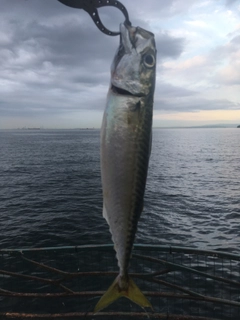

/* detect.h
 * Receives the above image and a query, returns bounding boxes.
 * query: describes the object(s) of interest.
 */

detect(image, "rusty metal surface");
[0,244,239,319]
[0,311,223,319]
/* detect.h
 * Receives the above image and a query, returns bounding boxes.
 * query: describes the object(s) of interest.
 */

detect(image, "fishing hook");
[57,0,131,36]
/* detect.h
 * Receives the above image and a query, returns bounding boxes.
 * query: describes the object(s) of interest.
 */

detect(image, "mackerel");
[95,22,156,312]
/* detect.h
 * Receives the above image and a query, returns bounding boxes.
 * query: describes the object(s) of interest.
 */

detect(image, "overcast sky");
[1,0,240,129]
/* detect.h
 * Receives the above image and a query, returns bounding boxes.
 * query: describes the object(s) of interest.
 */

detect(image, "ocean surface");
[1,128,240,318]
[0,128,240,252]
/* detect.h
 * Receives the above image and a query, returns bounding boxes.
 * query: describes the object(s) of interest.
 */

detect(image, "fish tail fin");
[94,275,152,312]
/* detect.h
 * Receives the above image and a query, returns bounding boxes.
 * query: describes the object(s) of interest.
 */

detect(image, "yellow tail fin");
[94,276,152,312]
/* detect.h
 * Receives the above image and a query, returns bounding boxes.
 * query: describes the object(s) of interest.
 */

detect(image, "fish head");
[111,23,156,97]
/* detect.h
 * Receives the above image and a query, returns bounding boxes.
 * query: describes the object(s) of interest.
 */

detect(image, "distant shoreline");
[1,124,239,130]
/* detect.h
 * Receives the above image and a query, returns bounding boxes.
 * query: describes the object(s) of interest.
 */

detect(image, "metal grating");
[0,244,240,319]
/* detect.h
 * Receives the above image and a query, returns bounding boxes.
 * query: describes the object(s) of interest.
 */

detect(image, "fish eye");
[143,54,155,68]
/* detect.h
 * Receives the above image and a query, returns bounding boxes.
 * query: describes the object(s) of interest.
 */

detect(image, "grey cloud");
[121,0,200,20]
[3,0,230,128]
[0,1,186,95]
[210,33,240,86]
[156,32,185,59]
[230,35,240,46]
[5,18,118,67]
[72,73,110,86]
[225,0,238,5]
[4,10,184,67]
[153,83,233,114]
[1,0,72,19]
[156,82,197,99]
[155,97,240,112]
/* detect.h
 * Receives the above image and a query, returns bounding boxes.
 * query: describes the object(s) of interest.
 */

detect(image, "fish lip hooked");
[120,22,137,52]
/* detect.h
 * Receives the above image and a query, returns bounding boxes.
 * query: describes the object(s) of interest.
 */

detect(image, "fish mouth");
[111,84,144,97]
[111,84,134,96]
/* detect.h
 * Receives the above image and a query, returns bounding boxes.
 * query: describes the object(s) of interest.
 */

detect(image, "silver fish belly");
[95,22,156,312]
